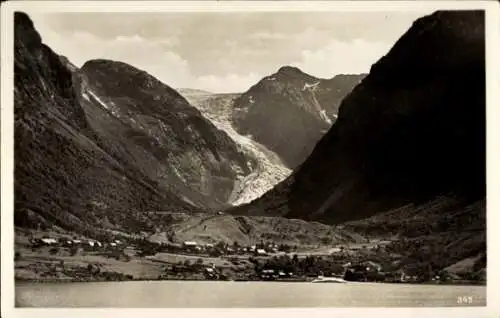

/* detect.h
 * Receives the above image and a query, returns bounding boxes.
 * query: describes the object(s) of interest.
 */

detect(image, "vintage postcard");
[1,0,499,317]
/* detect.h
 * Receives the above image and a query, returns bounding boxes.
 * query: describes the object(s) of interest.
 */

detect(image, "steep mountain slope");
[230,9,486,277]
[13,12,252,236]
[232,68,365,168]
[181,91,291,205]
[14,12,195,235]
[79,59,252,208]
[232,10,486,225]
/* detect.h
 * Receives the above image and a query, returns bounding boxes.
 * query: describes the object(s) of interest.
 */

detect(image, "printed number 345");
[457,296,473,304]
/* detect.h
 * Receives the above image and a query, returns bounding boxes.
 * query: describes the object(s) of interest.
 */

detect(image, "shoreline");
[15,277,486,286]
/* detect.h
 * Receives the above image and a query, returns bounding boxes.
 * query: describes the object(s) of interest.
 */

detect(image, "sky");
[25,10,434,93]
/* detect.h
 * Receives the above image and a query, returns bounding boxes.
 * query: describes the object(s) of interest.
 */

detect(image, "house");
[329,247,342,253]
[259,269,278,280]
[40,238,57,245]
[362,261,382,272]
[183,241,198,252]
[255,249,267,256]
[204,267,217,279]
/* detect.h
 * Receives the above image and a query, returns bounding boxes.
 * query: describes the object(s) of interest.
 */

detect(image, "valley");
[11,9,487,287]
[180,91,291,205]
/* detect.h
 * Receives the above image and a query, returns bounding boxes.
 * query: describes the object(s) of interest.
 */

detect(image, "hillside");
[343,196,486,279]
[13,12,251,236]
[146,212,366,247]
[232,67,365,168]
[232,10,485,223]
[79,59,252,208]
[181,91,291,205]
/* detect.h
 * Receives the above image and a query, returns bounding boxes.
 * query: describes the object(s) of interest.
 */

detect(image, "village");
[14,231,478,285]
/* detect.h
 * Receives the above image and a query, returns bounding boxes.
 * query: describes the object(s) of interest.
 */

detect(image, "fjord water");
[16,281,486,307]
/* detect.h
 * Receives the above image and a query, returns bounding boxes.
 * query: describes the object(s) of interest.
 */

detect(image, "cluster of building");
[177,240,286,256]
[30,236,124,250]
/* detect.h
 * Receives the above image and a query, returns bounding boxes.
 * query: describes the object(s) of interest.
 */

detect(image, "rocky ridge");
[232,67,365,168]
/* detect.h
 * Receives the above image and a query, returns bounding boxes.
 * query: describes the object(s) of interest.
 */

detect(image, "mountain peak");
[14,11,35,28]
[276,65,307,76]
[14,12,42,50]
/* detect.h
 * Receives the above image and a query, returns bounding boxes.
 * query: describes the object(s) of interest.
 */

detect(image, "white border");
[1,1,499,317]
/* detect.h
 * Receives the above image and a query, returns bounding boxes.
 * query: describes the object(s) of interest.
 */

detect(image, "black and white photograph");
[1,0,498,313]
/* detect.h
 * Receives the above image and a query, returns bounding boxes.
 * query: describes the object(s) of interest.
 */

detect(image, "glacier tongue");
[184,93,291,205]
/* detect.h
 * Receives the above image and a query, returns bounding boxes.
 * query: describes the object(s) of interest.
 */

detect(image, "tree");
[49,247,59,255]
[69,246,78,256]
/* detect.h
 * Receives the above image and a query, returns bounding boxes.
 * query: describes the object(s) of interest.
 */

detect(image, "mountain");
[231,10,485,225]
[13,12,251,236]
[230,9,486,277]
[79,59,252,208]
[232,67,366,168]
[181,91,291,205]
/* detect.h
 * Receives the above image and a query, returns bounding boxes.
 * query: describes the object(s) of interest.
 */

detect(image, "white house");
[40,238,57,245]
[256,249,267,256]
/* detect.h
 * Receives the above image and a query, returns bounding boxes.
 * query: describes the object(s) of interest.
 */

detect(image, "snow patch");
[82,92,91,102]
[302,81,320,91]
[319,110,332,125]
[302,81,332,125]
[88,91,109,110]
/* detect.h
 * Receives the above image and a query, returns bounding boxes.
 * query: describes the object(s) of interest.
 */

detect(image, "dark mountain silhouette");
[14,12,251,235]
[231,10,485,225]
[232,66,365,168]
[230,10,486,276]
[79,59,252,208]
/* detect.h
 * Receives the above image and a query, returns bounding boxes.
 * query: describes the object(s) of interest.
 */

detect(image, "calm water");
[16,281,486,307]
